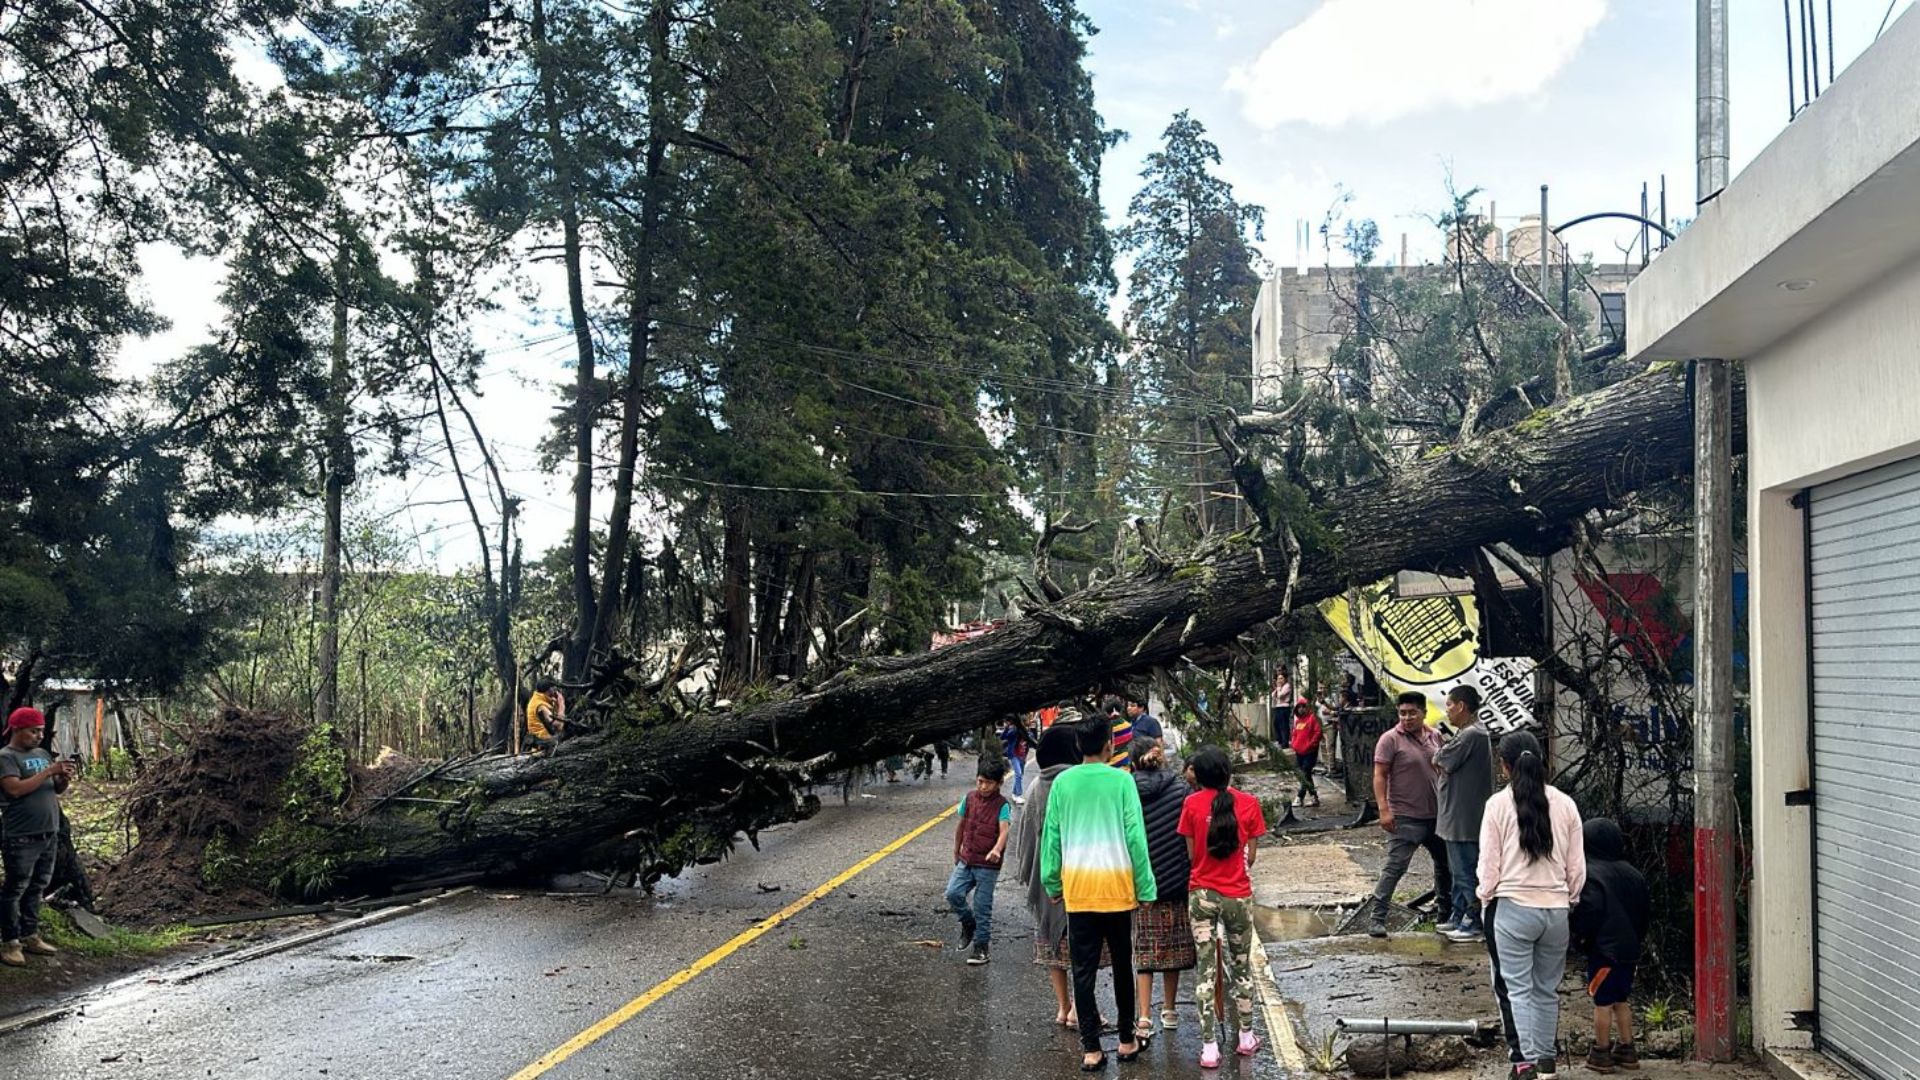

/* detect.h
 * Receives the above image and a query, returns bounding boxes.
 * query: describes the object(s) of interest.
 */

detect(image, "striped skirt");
[1132,897,1198,972]
[1034,932,1113,970]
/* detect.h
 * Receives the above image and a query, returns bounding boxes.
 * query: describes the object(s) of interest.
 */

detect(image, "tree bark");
[532,0,601,684]
[774,549,819,680]
[752,537,791,681]
[589,0,676,661]
[718,498,753,688]
[260,365,1732,896]
[316,222,352,734]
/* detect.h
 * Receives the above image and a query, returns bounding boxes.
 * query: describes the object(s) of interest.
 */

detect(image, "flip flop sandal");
[1081,1053,1108,1072]
[1118,1034,1153,1062]
[1134,1017,1156,1041]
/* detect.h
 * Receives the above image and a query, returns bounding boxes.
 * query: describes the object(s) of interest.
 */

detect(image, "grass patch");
[38,907,190,958]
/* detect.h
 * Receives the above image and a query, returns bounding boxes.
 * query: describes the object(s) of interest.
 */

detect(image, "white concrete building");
[1627,10,1920,1078]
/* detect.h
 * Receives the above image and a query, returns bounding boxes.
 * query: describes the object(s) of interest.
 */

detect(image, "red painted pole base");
[1694,824,1737,1061]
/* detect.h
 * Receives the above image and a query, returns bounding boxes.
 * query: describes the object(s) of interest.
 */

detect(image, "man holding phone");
[1,707,74,967]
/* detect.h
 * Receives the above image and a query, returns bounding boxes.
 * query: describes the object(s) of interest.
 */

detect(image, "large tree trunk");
[316,221,353,733]
[589,0,676,660]
[246,365,1732,898]
[534,0,601,684]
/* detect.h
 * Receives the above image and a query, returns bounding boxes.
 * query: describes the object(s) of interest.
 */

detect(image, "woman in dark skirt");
[1131,736,1196,1039]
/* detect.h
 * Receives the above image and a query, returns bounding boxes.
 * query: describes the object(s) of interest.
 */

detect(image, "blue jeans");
[1008,754,1025,797]
[1446,839,1480,931]
[945,862,998,945]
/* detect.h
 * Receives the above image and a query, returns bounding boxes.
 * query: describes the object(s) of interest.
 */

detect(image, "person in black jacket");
[1570,817,1650,1072]
[1129,737,1195,1039]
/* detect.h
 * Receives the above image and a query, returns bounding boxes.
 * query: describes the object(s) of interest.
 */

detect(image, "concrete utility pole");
[1693,0,1737,1062]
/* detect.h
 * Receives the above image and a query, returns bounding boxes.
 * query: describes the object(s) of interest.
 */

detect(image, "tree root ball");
[96,707,311,923]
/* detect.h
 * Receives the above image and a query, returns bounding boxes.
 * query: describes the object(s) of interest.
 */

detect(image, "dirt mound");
[346,745,427,811]
[97,706,308,924]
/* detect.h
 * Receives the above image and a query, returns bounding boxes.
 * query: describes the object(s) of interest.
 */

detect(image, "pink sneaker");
[1237,1030,1264,1057]
[1200,1041,1222,1069]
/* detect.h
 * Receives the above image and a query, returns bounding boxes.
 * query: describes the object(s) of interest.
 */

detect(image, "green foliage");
[206,503,499,761]
[284,724,350,818]
[1307,1029,1343,1073]
[1115,111,1266,541]
[1307,186,1613,475]
[201,832,243,890]
[0,2,447,703]
[83,747,138,783]
[37,908,190,959]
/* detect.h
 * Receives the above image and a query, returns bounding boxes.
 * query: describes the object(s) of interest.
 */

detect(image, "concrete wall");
[1745,254,1920,1051]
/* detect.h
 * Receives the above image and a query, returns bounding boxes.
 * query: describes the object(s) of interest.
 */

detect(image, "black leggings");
[1068,910,1136,1052]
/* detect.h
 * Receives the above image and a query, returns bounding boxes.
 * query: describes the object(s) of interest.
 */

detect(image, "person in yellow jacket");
[1042,719,1157,1070]
[525,680,566,754]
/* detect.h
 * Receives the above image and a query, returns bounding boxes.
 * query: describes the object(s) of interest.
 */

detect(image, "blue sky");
[1081,0,1916,267]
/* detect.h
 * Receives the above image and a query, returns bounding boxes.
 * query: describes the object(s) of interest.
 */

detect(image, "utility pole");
[1538,184,1550,297]
[1693,0,1737,1062]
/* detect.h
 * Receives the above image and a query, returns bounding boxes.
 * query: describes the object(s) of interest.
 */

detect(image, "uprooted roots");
[97,706,308,923]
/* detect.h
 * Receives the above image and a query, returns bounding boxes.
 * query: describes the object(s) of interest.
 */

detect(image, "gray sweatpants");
[1487,899,1569,1062]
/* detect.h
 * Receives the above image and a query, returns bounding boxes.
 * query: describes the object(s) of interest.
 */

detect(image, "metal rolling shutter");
[1809,453,1920,1080]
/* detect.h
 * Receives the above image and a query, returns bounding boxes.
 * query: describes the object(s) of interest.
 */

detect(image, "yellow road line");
[1249,923,1310,1075]
[508,803,958,1080]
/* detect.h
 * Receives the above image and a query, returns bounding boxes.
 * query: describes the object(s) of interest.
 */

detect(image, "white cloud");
[1226,0,1608,129]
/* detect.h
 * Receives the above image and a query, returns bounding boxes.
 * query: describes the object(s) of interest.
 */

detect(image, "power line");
[643,470,1226,500]
[652,316,1239,417]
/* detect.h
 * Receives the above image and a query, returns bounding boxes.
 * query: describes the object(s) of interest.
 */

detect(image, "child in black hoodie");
[1570,818,1651,1072]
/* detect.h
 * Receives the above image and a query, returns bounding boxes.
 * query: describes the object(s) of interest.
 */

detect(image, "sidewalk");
[1238,769,1765,1080]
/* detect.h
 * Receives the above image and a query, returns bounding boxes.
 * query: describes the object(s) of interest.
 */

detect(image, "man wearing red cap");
[1,707,74,966]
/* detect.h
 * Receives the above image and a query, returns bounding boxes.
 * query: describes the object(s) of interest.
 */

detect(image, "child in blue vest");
[947,756,1011,965]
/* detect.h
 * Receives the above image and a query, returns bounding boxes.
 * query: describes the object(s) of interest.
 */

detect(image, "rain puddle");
[1253,904,1457,958]
[1251,905,1338,940]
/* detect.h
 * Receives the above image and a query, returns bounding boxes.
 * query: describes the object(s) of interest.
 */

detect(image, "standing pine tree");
[1117,111,1265,537]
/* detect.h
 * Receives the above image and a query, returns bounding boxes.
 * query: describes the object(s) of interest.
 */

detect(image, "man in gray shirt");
[1,707,74,966]
[1434,685,1496,943]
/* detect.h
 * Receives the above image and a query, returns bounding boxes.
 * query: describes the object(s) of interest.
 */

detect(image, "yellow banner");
[1320,580,1537,736]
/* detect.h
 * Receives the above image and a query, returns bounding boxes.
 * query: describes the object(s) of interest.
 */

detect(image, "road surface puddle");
[1251,905,1337,940]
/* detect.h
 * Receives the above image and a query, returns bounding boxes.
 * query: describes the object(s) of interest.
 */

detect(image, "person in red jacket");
[1289,701,1323,807]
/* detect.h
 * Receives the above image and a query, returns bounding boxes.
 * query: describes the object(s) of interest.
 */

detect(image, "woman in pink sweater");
[1476,731,1585,1080]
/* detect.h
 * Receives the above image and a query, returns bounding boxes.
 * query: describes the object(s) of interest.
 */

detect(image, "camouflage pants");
[1189,888,1257,1043]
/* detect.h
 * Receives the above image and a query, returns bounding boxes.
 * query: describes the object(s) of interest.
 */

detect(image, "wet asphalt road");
[1,759,1285,1080]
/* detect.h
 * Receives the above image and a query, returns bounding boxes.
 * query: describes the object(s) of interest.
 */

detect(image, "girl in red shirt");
[1179,747,1269,1068]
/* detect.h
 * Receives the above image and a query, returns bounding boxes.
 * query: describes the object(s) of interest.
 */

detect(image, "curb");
[0,886,473,1039]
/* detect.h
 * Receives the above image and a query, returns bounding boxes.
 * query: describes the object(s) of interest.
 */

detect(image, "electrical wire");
[652,316,1238,416]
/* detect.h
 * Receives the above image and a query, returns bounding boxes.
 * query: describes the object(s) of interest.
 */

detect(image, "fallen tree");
[105,362,1737,909]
